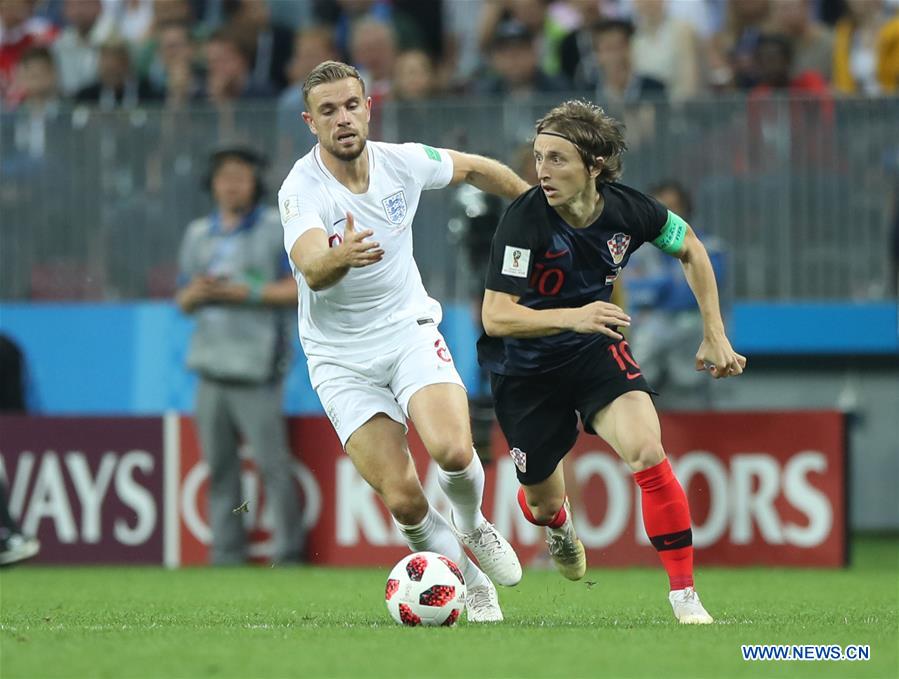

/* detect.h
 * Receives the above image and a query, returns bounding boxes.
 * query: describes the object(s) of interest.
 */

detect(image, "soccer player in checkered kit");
[278,61,528,622]
[479,100,747,624]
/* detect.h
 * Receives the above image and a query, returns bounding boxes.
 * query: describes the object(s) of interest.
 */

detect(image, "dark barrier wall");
[0,413,846,568]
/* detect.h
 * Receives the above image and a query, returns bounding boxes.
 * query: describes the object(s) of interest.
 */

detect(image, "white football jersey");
[278,141,454,358]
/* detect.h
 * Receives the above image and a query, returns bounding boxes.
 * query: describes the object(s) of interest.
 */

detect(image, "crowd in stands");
[2,0,898,114]
[1,0,896,303]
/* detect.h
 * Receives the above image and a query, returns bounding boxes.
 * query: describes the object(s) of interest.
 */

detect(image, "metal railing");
[1,95,896,301]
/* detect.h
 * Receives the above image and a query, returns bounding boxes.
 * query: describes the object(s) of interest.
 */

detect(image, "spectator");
[150,20,200,104]
[13,44,59,113]
[387,48,441,142]
[833,0,899,95]
[475,19,570,96]
[2,48,65,215]
[105,0,155,45]
[608,0,725,38]
[747,34,834,168]
[349,17,397,103]
[442,0,488,87]
[751,33,831,95]
[392,0,444,57]
[175,146,302,565]
[0,333,27,411]
[202,28,273,104]
[625,181,726,410]
[478,0,581,78]
[51,0,117,96]
[0,335,40,566]
[276,27,338,166]
[315,0,425,58]
[75,39,162,108]
[392,48,437,101]
[284,25,339,90]
[558,0,606,89]
[708,0,770,89]
[767,0,835,80]
[223,0,293,93]
[631,0,703,100]
[131,0,192,87]
[0,0,57,106]
[592,19,667,104]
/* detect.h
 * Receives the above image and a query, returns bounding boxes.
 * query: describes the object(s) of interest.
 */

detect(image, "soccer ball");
[385,551,466,626]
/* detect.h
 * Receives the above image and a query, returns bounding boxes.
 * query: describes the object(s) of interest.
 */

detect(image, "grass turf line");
[1,538,896,679]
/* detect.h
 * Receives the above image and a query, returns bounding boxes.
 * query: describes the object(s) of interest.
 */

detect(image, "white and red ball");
[385,551,466,627]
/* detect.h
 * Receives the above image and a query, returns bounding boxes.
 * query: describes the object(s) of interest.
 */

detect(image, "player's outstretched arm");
[290,212,384,291]
[673,226,747,378]
[482,290,629,339]
[446,150,530,200]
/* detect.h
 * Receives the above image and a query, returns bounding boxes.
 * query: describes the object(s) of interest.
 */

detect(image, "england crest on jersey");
[381,190,407,225]
[607,232,631,265]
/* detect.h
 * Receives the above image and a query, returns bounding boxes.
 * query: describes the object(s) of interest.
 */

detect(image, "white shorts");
[309,320,466,446]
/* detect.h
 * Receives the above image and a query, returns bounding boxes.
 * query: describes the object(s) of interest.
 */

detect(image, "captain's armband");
[652,210,688,254]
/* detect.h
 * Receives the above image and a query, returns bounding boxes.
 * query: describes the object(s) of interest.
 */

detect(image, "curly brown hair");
[535,100,628,185]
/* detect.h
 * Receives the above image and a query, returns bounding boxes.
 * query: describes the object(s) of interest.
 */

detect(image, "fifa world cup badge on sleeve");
[280,194,300,223]
[502,246,530,277]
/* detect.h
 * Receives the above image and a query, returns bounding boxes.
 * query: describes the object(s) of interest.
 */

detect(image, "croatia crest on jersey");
[381,190,407,225]
[607,232,631,265]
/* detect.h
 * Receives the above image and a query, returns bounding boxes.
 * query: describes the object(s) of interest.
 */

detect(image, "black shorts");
[489,338,655,485]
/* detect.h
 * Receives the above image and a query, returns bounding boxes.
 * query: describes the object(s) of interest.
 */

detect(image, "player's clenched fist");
[568,301,631,340]
[337,212,384,267]
[695,336,747,379]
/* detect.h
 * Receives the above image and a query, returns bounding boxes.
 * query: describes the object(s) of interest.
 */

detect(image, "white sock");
[437,450,487,533]
[395,506,487,588]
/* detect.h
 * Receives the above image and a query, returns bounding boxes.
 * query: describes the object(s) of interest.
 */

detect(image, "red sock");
[633,458,694,591]
[517,487,567,529]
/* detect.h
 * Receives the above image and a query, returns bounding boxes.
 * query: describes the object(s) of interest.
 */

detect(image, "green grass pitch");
[2,538,896,679]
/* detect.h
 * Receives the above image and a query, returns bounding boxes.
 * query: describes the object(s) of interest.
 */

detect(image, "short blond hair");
[302,60,365,108]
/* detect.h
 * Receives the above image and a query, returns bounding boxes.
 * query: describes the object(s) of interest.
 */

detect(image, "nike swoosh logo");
[545,249,569,259]
[626,372,643,380]
[663,537,687,546]
[333,218,347,226]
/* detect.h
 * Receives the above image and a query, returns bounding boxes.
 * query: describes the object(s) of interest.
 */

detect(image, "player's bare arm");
[482,289,629,339]
[446,150,530,200]
[290,212,384,291]
[672,225,747,378]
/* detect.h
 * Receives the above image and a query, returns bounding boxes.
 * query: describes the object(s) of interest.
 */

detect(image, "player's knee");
[383,488,429,526]
[528,498,566,525]
[431,440,473,472]
[626,443,666,472]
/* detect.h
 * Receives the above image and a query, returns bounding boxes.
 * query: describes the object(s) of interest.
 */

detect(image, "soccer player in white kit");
[278,61,529,622]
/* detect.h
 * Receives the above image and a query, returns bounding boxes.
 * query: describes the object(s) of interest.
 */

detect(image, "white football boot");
[464,576,504,623]
[0,533,40,566]
[669,587,714,624]
[452,515,522,586]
